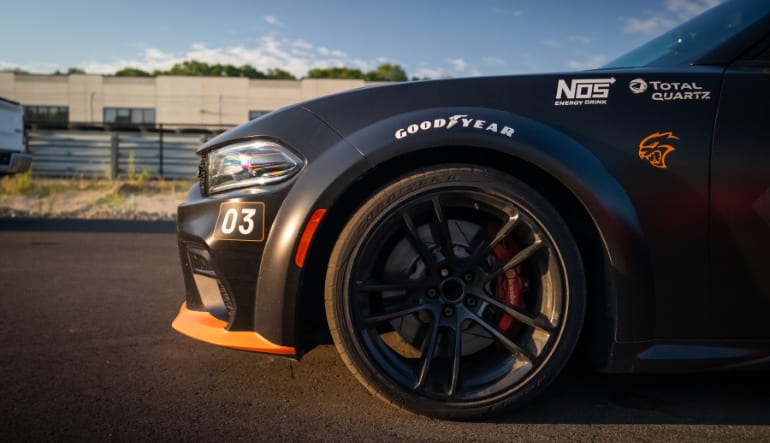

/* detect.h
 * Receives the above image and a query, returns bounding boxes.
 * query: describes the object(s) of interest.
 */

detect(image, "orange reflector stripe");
[295,208,327,268]
[172,303,296,355]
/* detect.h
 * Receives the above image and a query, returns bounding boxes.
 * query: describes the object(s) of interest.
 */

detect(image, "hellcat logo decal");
[638,132,678,169]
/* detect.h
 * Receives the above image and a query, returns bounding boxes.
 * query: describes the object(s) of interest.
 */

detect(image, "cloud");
[73,35,430,80]
[413,66,449,80]
[292,39,313,50]
[482,57,506,67]
[492,7,523,17]
[623,0,723,35]
[667,0,722,19]
[448,58,467,71]
[567,35,593,45]
[9,26,455,80]
[411,59,485,79]
[263,15,283,27]
[540,39,561,48]
[351,58,372,71]
[566,55,608,71]
[624,17,675,35]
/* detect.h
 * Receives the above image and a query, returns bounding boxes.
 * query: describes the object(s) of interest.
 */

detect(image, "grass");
[1,173,194,197]
[0,173,195,216]
[1,171,112,197]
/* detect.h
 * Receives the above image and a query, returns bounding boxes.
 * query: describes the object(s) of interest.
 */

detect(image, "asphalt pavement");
[1,221,769,442]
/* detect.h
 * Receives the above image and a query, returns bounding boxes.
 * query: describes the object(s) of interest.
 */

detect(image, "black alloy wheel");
[325,166,585,420]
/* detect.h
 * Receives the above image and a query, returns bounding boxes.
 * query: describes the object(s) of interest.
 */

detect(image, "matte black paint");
[176,13,770,371]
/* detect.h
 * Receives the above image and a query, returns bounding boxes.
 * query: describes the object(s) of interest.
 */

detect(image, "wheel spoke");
[467,311,535,362]
[448,324,463,397]
[475,293,555,332]
[467,212,520,266]
[361,302,432,327]
[401,212,435,267]
[485,236,544,282]
[414,313,440,390]
[431,197,455,262]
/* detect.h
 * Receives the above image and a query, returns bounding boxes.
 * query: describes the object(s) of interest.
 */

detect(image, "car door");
[710,41,770,339]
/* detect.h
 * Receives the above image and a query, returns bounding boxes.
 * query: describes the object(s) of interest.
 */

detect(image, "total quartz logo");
[629,78,648,94]
[628,78,711,101]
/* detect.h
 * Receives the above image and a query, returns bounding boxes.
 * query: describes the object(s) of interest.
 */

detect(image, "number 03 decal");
[214,202,266,242]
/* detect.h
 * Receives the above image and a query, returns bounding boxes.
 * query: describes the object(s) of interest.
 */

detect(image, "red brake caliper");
[487,226,527,334]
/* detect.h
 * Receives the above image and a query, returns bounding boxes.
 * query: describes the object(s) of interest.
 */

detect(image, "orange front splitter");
[172,302,296,356]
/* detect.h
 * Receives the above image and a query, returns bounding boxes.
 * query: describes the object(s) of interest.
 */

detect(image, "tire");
[325,165,585,420]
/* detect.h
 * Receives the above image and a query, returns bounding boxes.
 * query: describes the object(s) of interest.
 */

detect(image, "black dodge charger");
[173,0,770,419]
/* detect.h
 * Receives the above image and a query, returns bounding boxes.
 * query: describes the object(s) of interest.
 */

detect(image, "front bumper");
[0,151,32,174]
[174,180,297,356]
[172,104,369,356]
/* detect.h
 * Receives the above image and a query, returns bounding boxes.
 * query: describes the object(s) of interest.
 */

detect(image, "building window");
[24,106,69,125]
[249,110,270,120]
[104,107,156,126]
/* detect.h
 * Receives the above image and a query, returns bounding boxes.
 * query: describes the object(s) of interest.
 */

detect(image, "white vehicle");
[0,97,31,174]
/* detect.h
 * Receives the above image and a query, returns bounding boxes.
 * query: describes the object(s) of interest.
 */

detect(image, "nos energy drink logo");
[555,77,615,106]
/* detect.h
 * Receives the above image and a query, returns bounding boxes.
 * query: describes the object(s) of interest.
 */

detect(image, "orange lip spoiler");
[172,303,296,356]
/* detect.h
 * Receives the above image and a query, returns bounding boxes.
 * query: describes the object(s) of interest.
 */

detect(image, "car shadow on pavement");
[490,365,770,425]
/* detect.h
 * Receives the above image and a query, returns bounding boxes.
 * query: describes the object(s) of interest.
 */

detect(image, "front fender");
[254,126,370,348]
[341,107,653,342]
[258,106,655,352]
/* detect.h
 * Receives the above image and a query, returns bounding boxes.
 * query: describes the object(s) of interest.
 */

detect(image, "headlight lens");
[207,139,303,194]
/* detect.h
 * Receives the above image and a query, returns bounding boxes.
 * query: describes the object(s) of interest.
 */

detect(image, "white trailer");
[0,97,31,174]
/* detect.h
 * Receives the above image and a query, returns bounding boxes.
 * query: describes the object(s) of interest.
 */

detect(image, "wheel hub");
[439,276,466,304]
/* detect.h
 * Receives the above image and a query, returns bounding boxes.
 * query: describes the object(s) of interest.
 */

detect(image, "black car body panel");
[174,0,770,389]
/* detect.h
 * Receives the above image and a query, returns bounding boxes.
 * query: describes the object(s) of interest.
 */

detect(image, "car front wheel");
[325,165,585,420]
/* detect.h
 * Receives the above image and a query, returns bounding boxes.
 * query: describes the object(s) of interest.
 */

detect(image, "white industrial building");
[0,72,379,129]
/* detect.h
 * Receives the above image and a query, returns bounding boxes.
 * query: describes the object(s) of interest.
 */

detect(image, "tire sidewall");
[325,165,585,420]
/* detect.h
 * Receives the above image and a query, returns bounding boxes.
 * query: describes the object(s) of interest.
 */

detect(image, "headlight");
[206,139,303,194]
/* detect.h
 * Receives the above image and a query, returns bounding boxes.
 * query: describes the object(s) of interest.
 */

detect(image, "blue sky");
[1,0,722,78]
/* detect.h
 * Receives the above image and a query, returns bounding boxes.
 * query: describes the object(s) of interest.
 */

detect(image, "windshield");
[605,0,770,68]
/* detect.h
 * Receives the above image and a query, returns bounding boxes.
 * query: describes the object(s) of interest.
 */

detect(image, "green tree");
[2,68,29,74]
[237,64,267,79]
[307,66,365,79]
[67,67,86,75]
[115,67,153,77]
[166,60,211,76]
[365,63,407,82]
[266,68,296,80]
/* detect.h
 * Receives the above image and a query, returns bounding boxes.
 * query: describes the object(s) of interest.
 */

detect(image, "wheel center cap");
[440,277,465,303]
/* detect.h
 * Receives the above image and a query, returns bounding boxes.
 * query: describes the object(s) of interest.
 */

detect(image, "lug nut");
[440,269,450,277]
[443,306,455,317]
[427,288,438,298]
[463,272,473,282]
[465,297,477,307]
